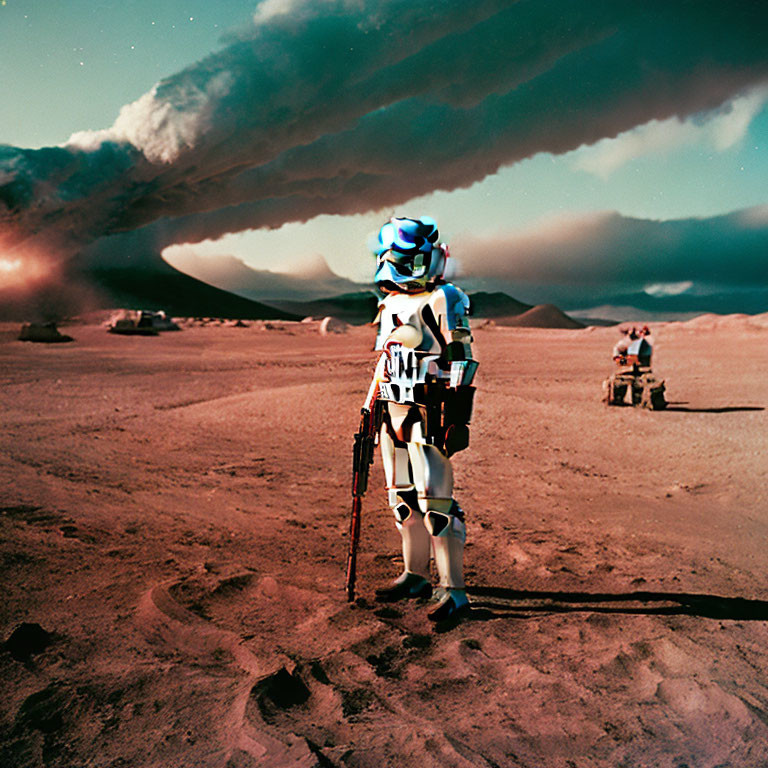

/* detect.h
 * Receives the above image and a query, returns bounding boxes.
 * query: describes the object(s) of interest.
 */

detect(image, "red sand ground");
[1,317,768,768]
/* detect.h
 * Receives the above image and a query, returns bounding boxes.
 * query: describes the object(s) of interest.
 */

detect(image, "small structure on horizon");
[18,322,73,343]
[319,316,349,335]
[603,325,666,410]
[108,310,180,336]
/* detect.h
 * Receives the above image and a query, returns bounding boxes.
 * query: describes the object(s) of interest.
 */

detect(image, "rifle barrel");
[345,401,381,601]
[345,494,363,601]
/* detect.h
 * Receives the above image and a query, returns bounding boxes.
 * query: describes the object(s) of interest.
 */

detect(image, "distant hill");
[265,292,380,325]
[468,291,532,318]
[495,304,585,329]
[163,250,366,302]
[564,289,768,322]
[265,289,538,326]
[567,304,705,324]
[86,265,300,320]
[568,313,618,327]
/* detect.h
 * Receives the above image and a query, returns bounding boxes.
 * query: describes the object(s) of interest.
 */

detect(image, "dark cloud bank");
[456,205,768,316]
[1,0,767,316]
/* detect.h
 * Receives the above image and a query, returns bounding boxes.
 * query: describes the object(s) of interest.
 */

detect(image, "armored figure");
[363,216,478,621]
[603,326,666,409]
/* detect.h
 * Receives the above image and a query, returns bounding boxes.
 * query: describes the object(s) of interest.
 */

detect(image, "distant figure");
[362,216,478,622]
[612,326,651,374]
[604,325,666,409]
[611,327,633,367]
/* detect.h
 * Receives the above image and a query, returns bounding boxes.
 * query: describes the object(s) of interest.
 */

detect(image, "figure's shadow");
[465,586,768,621]
[663,401,764,414]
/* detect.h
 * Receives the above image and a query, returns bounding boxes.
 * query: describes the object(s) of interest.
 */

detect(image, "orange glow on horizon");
[0,249,56,293]
[0,257,23,273]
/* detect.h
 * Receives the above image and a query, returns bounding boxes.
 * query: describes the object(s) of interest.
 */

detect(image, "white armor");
[612,329,652,372]
[366,281,477,610]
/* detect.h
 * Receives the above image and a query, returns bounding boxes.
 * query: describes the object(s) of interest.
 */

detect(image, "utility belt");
[412,379,475,457]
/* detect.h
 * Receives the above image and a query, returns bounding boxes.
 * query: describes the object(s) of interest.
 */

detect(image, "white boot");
[425,504,470,621]
[375,497,433,603]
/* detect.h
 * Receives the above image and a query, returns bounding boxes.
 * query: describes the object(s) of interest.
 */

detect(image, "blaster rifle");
[345,398,381,601]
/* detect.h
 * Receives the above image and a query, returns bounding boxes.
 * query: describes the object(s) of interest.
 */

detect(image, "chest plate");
[379,345,420,403]
[375,292,442,404]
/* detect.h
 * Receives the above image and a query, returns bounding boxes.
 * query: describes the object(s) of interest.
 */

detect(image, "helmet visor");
[378,249,429,278]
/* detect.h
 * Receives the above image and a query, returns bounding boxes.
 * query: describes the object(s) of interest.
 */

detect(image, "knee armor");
[392,489,420,526]
[424,507,466,542]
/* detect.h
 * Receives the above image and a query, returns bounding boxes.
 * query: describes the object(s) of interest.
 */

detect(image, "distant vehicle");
[18,322,73,343]
[602,326,666,410]
[108,310,180,336]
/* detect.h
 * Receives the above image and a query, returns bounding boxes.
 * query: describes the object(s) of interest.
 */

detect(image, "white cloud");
[252,0,364,26]
[252,0,300,25]
[67,73,233,163]
[710,85,768,150]
[644,281,693,297]
[738,203,768,228]
[570,84,768,178]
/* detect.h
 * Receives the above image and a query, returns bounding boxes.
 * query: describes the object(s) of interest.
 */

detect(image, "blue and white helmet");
[373,216,448,293]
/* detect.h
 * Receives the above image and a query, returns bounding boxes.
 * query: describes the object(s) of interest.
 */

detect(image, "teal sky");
[0,0,254,148]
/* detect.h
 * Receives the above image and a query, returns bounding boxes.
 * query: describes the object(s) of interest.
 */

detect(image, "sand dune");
[468,292,532,319]
[682,312,768,332]
[494,303,585,329]
[1,318,767,767]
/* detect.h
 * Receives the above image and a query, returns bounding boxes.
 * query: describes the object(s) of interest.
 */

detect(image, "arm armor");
[435,284,478,387]
[421,284,479,456]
